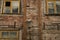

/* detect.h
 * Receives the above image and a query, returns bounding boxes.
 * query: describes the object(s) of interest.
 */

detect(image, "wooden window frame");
[0,31,19,40]
[1,0,20,14]
[46,0,60,14]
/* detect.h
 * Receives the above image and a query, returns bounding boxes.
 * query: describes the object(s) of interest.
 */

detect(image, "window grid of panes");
[0,0,20,14]
[46,0,60,14]
[0,31,19,40]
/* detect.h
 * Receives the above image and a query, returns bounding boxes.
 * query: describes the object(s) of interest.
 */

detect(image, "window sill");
[0,13,23,15]
[45,13,60,16]
[2,13,22,15]
[0,13,24,17]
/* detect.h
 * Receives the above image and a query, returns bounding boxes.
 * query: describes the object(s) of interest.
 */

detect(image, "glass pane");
[4,7,10,13]
[0,7,1,13]
[0,0,3,13]
[2,32,9,38]
[12,8,18,13]
[48,2,54,13]
[5,2,10,7]
[10,32,17,38]
[48,9,54,13]
[0,1,1,13]
[48,2,54,8]
[56,1,60,13]
[11,1,19,13]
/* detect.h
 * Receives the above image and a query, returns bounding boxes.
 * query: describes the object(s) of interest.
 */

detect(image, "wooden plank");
[22,0,27,40]
[37,0,42,40]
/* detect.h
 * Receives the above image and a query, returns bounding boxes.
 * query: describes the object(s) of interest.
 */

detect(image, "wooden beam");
[22,0,27,40]
[37,0,42,40]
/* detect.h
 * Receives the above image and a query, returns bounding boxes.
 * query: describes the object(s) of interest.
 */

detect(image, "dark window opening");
[56,5,60,13]
[12,8,18,13]
[5,2,10,6]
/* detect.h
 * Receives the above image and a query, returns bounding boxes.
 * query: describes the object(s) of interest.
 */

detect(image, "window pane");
[2,32,9,38]
[4,7,10,13]
[0,7,1,13]
[11,1,19,13]
[48,2,54,8]
[48,9,54,13]
[0,0,3,13]
[5,2,10,7]
[10,32,17,38]
[0,1,1,13]
[56,1,60,13]
[12,7,18,13]
[48,2,54,13]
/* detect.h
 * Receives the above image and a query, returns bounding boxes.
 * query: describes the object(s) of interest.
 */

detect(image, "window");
[2,32,17,38]
[4,7,10,13]
[0,0,20,14]
[11,1,19,13]
[10,32,17,38]
[1,31,18,40]
[48,2,54,13]
[5,2,10,6]
[46,0,60,14]
[56,1,60,13]
[2,32,9,38]
[0,0,3,13]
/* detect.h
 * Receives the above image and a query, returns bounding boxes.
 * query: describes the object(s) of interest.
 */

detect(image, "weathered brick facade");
[42,0,60,40]
[0,0,42,40]
[0,15,23,26]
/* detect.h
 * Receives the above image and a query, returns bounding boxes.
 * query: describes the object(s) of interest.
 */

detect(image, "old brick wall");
[0,15,23,27]
[26,0,41,40]
[42,0,60,40]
